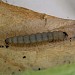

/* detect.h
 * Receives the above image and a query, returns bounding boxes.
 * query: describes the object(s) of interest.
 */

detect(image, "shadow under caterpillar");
[5,31,68,47]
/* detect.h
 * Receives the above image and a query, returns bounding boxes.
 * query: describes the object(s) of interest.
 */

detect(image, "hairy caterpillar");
[5,31,68,45]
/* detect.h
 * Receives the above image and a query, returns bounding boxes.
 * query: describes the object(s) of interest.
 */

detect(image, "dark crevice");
[68,60,71,64]
[63,60,66,63]
[70,38,71,39]
[63,60,71,64]
[8,67,11,69]
[4,61,6,63]
[70,38,71,42]
[18,69,21,71]
[12,72,15,75]
[23,56,26,58]
[0,45,4,48]
[5,45,9,48]
[38,68,41,70]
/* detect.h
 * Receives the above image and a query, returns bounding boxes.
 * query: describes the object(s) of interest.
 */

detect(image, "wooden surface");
[0,1,75,75]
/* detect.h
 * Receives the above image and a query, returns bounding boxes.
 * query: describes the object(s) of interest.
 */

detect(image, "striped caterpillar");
[5,31,68,45]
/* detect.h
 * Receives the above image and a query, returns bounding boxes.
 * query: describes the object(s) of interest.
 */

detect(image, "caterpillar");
[5,31,68,45]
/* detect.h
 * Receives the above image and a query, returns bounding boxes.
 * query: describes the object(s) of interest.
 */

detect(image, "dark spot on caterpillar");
[23,56,26,58]
[5,31,68,46]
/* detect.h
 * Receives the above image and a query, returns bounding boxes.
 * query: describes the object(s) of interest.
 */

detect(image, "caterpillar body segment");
[36,33,42,42]
[29,34,36,43]
[24,35,30,44]
[47,32,53,42]
[42,32,48,41]
[53,31,59,41]
[18,36,23,44]
[58,31,65,41]
[5,31,68,45]
[13,37,18,43]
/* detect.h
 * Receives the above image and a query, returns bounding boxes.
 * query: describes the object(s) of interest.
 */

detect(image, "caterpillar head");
[63,32,68,40]
[5,38,9,44]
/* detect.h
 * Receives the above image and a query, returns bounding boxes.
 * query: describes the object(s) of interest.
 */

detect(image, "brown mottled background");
[0,1,75,75]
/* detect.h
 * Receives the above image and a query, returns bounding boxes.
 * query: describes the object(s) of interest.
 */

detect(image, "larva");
[5,31,68,45]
